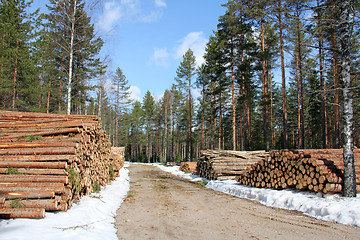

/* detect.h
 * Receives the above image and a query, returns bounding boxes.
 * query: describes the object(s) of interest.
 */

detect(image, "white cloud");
[155,0,167,8]
[97,0,166,32]
[175,32,207,66]
[149,47,170,67]
[129,85,141,102]
[97,1,122,32]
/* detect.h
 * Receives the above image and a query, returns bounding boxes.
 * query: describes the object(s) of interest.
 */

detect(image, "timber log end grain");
[236,149,360,195]
[179,162,197,173]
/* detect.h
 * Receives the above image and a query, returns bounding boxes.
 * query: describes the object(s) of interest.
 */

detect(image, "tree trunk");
[339,0,356,197]
[66,0,77,115]
[201,85,205,150]
[219,92,223,150]
[188,75,192,161]
[164,102,168,162]
[261,21,269,151]
[12,41,18,110]
[211,80,215,150]
[98,73,104,117]
[46,77,52,114]
[333,30,340,148]
[115,82,119,147]
[58,31,66,113]
[39,61,44,109]
[1,33,4,108]
[278,0,288,149]
[317,0,328,149]
[231,49,236,151]
[296,9,304,149]
[269,67,274,147]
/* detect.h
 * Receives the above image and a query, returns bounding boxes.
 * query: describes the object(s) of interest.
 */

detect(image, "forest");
[1,0,359,164]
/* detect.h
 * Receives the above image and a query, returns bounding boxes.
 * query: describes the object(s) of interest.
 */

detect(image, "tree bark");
[339,0,356,197]
[296,9,304,149]
[261,21,269,152]
[46,76,52,114]
[278,0,288,149]
[188,74,192,160]
[333,30,340,148]
[66,0,77,115]
[12,40,18,109]
[39,61,44,109]
[231,48,236,151]
[58,47,65,113]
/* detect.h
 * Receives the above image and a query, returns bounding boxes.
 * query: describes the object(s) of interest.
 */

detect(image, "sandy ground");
[115,164,360,240]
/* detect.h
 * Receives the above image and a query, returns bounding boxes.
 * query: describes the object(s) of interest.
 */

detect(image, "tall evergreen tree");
[112,67,131,146]
[0,0,39,110]
[142,91,155,162]
[175,48,196,161]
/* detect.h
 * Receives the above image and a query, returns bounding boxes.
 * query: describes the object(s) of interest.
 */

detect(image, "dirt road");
[115,164,360,240]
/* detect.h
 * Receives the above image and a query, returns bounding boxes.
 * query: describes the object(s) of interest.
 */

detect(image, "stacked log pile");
[0,110,125,219]
[110,147,125,178]
[179,162,197,173]
[197,150,268,180]
[237,149,360,194]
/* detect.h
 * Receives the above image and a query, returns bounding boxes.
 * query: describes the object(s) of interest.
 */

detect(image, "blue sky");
[95,0,227,101]
[30,0,228,102]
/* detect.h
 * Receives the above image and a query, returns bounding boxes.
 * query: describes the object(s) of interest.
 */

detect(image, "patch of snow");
[155,163,360,228]
[155,164,207,183]
[0,163,130,240]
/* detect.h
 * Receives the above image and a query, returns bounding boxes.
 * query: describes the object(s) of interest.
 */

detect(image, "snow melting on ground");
[0,163,130,240]
[155,163,360,228]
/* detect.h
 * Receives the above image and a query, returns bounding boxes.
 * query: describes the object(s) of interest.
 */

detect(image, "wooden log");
[0,161,67,169]
[0,186,69,195]
[2,199,58,211]
[0,182,67,189]
[0,190,55,199]
[0,168,67,175]
[0,147,76,156]
[0,175,68,184]
[0,110,98,120]
[0,208,45,219]
[217,176,237,180]
[56,201,68,211]
[0,155,75,162]
[0,120,96,130]
[0,127,81,140]
[0,141,77,149]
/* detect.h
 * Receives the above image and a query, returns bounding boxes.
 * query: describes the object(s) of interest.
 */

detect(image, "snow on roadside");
[155,163,360,228]
[0,163,130,240]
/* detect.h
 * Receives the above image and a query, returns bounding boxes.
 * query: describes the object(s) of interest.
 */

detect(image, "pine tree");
[113,67,131,147]
[175,48,196,161]
[0,0,39,110]
[142,91,155,162]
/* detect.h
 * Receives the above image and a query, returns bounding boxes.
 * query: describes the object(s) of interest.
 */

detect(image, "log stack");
[179,162,197,173]
[197,150,268,180]
[236,149,360,194]
[0,110,125,218]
